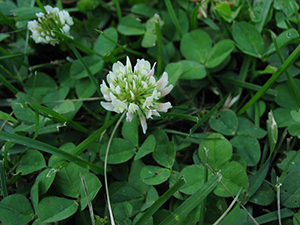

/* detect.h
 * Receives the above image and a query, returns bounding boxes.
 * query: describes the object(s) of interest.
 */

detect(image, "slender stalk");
[112,0,122,22]
[104,112,126,225]
[276,177,282,225]
[155,20,163,77]
[164,0,183,38]
[80,173,95,225]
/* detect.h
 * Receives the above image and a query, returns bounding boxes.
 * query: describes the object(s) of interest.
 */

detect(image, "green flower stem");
[237,44,300,116]
[69,44,101,97]
[104,112,126,225]
[191,3,202,30]
[277,177,282,225]
[155,20,163,77]
[164,0,183,38]
[135,177,186,225]
[112,0,122,22]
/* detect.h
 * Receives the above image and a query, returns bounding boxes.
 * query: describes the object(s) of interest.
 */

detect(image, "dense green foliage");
[1,0,300,224]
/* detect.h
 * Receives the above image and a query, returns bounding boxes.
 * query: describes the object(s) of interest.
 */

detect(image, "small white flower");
[27,5,73,46]
[100,57,173,133]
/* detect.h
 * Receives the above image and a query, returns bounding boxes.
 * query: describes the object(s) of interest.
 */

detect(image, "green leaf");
[152,130,176,168]
[42,87,70,109]
[277,151,300,172]
[219,204,247,225]
[232,22,264,58]
[249,182,275,206]
[275,79,300,110]
[75,78,97,98]
[117,16,145,36]
[54,162,87,198]
[198,133,232,171]
[274,0,295,17]
[237,117,267,138]
[180,29,212,63]
[94,27,118,56]
[179,60,206,80]
[0,110,17,122]
[206,40,235,68]
[230,136,261,166]
[142,14,163,48]
[281,170,300,208]
[36,196,78,223]
[53,99,75,114]
[16,150,46,175]
[209,109,238,136]
[131,3,157,18]
[134,134,156,160]
[70,55,104,79]
[165,62,183,86]
[24,72,58,102]
[140,186,159,211]
[179,164,206,195]
[0,194,34,225]
[100,138,136,164]
[122,115,138,147]
[141,166,171,185]
[30,169,56,211]
[160,174,220,225]
[273,108,296,128]
[113,202,133,224]
[11,92,40,124]
[214,161,248,197]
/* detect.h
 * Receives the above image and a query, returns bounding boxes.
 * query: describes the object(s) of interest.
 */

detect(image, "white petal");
[126,56,132,74]
[128,103,139,113]
[134,59,151,75]
[107,71,117,84]
[155,102,172,112]
[148,62,156,77]
[101,101,114,111]
[100,81,111,101]
[112,99,127,113]
[156,72,169,91]
[126,112,134,122]
[143,96,153,109]
[112,61,126,76]
[140,115,147,134]
[160,85,173,97]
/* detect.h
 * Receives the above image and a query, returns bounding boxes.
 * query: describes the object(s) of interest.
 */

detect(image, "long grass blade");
[237,44,300,115]
[0,131,103,174]
[50,114,120,174]
[164,0,183,38]
[0,73,19,94]
[135,177,186,225]
[27,103,90,134]
[160,174,220,225]
[190,93,230,134]
[155,19,163,77]
[69,44,101,97]
[191,3,202,30]
[0,161,8,198]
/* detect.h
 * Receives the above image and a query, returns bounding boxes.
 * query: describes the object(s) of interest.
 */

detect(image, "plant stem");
[104,112,126,225]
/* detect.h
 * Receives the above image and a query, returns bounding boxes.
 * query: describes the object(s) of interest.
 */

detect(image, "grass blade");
[190,93,230,134]
[50,114,120,174]
[69,44,101,97]
[155,19,163,76]
[0,161,8,198]
[237,44,300,116]
[160,174,220,225]
[164,0,183,38]
[0,73,20,94]
[0,131,103,174]
[135,177,186,225]
[191,3,202,30]
[27,103,90,134]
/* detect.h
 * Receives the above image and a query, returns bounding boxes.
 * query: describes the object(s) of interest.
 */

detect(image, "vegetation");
[1,0,300,224]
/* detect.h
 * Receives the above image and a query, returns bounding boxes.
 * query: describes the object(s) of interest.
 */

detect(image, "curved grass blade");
[50,114,120,173]
[160,174,220,225]
[0,131,103,174]
[0,161,8,198]
[164,0,183,38]
[135,177,185,225]
[238,44,300,116]
[27,103,89,134]
[0,73,19,94]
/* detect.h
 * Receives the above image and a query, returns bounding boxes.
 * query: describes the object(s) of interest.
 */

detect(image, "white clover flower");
[100,57,173,134]
[27,5,74,46]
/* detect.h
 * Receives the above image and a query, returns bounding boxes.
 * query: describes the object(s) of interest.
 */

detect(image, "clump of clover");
[27,5,73,46]
[100,57,173,133]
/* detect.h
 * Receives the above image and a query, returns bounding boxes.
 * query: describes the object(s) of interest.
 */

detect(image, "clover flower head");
[100,57,173,134]
[27,5,74,46]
